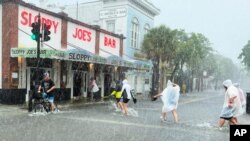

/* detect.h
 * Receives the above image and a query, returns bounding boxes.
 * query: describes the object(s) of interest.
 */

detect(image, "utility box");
[246,93,250,114]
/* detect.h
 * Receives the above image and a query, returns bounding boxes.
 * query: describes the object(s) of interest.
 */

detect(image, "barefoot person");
[218,79,244,129]
[154,80,180,123]
[121,79,132,116]
[111,80,123,112]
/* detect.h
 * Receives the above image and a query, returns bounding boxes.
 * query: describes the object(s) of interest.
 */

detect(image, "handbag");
[130,90,137,104]
[92,84,99,93]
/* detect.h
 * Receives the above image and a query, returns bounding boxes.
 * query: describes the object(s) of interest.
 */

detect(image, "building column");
[2,2,18,88]
[119,34,124,57]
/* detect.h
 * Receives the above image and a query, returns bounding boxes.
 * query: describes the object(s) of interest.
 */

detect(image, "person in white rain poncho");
[219,79,244,128]
[121,79,132,116]
[153,80,180,123]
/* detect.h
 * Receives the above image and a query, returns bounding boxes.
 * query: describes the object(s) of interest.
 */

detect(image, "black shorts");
[123,98,130,103]
[220,117,233,120]
[116,98,121,103]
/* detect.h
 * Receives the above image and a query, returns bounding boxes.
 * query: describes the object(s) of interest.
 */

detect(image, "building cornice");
[128,0,160,16]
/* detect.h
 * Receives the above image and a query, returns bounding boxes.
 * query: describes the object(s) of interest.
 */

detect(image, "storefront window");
[26,58,52,68]
[72,62,89,71]
[61,60,68,85]
[103,65,114,73]
[10,59,19,87]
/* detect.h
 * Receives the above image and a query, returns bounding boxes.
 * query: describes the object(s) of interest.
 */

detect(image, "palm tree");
[142,25,177,93]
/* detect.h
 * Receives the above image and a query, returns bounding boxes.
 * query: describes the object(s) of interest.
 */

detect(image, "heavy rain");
[0,0,250,141]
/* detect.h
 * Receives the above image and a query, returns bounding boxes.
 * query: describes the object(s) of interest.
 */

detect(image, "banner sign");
[100,8,127,19]
[10,48,143,69]
[11,48,65,59]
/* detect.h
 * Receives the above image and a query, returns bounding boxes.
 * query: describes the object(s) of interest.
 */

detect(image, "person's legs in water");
[219,117,233,130]
[233,117,238,124]
[122,98,130,116]
[172,109,178,123]
[115,98,123,112]
[161,112,167,122]
[118,102,124,111]
[48,96,56,112]
[161,106,167,122]
[230,117,237,125]
[124,103,128,115]
[219,118,226,127]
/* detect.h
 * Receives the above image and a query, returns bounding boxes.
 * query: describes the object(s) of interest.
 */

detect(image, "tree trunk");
[159,55,164,91]
[190,70,194,92]
[170,62,179,81]
[201,77,203,92]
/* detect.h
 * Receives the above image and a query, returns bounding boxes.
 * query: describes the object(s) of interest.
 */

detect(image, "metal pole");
[37,13,41,68]
[35,13,41,96]
[36,13,41,87]
[28,13,41,112]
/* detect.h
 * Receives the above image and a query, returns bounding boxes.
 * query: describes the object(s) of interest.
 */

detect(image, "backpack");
[122,89,128,99]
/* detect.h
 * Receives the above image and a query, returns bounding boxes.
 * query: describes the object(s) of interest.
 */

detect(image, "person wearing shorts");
[218,79,242,129]
[38,72,56,112]
[121,79,132,116]
[111,80,123,112]
[153,80,180,123]
[122,98,130,104]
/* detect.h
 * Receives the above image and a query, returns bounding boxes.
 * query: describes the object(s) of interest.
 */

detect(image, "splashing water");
[108,100,138,117]
[196,122,213,128]
[127,108,138,117]
[28,111,48,117]
[28,108,61,117]
[108,100,120,111]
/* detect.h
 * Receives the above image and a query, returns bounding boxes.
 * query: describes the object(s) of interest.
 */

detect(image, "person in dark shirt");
[111,80,123,112]
[38,72,56,112]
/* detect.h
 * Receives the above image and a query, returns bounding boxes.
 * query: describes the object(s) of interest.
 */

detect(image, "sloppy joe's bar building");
[0,0,137,104]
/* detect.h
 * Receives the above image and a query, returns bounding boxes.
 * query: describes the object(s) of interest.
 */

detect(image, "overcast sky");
[153,0,250,64]
[24,0,250,64]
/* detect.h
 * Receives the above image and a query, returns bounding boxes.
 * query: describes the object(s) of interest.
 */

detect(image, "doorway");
[27,67,52,93]
[73,71,88,97]
[104,73,112,96]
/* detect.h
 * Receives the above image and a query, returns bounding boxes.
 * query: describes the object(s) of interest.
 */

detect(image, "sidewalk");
[0,98,109,114]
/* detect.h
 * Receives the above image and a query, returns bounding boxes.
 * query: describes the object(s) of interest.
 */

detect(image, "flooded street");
[1,90,248,141]
[1,0,250,141]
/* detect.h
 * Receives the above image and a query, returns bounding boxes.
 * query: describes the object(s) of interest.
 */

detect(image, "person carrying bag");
[130,89,137,104]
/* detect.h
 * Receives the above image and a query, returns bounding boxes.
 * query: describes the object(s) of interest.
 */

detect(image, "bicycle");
[33,92,59,113]
[32,92,50,113]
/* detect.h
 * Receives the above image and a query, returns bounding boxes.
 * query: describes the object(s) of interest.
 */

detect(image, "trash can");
[246,92,250,114]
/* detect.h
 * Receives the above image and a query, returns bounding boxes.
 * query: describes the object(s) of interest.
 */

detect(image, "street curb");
[57,100,109,110]
[0,100,110,113]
